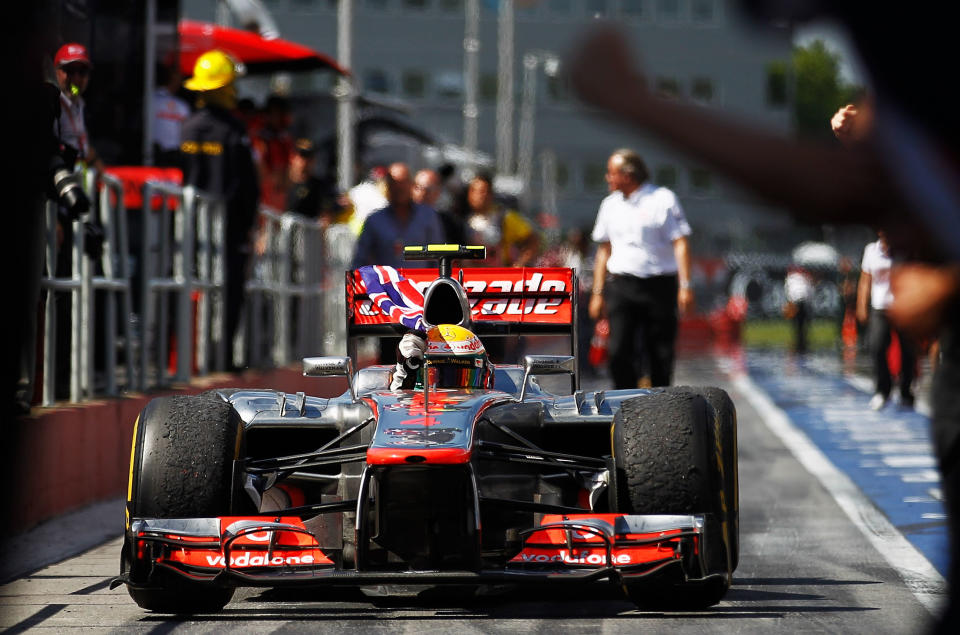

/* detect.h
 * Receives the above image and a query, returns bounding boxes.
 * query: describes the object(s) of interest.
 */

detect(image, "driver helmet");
[423,324,493,389]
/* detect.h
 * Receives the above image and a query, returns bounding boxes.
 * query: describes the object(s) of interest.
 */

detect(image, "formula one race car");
[114,245,739,613]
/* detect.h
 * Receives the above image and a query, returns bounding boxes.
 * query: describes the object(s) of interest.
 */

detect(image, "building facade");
[184,0,798,254]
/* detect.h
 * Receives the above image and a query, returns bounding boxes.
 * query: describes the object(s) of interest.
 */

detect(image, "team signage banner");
[349,267,574,326]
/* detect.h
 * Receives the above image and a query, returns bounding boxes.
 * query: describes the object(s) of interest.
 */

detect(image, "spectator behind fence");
[152,62,190,168]
[569,18,960,632]
[286,138,339,224]
[414,168,465,245]
[351,162,443,363]
[588,148,693,389]
[52,43,103,173]
[181,49,260,372]
[351,162,443,271]
[465,172,538,267]
[252,94,294,211]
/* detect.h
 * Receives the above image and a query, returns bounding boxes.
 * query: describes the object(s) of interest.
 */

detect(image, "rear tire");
[612,392,730,609]
[125,394,246,613]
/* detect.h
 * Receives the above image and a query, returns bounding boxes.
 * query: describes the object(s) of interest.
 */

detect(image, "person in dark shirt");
[285,138,338,223]
[180,50,260,371]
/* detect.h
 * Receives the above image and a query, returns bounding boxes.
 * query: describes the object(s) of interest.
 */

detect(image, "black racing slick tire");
[124,393,245,613]
[667,386,740,571]
[611,391,730,609]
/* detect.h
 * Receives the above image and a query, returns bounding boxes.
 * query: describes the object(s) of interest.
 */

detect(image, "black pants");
[793,299,810,354]
[606,273,678,389]
[867,308,916,399]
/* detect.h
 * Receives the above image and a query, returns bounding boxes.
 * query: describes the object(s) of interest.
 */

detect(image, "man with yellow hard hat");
[181,50,260,371]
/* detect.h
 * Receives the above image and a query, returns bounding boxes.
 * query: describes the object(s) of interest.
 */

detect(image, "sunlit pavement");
[735,349,946,577]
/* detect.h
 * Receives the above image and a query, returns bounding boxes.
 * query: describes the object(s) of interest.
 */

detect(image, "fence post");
[175,186,197,383]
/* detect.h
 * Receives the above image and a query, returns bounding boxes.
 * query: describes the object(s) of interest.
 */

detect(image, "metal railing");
[139,181,226,389]
[39,170,137,405]
[35,167,355,406]
[246,210,355,367]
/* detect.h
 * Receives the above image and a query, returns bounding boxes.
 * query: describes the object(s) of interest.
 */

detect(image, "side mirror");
[303,356,356,401]
[519,355,576,401]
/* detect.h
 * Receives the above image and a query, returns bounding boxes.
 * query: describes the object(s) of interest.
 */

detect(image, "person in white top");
[784,264,814,354]
[858,231,916,410]
[152,64,191,167]
[590,148,693,388]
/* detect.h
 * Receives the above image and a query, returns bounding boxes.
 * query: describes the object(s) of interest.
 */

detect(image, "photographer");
[12,76,92,414]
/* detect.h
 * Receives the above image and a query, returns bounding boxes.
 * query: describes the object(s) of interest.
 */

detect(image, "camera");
[51,168,90,220]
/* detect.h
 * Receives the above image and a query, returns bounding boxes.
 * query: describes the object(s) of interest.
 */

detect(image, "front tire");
[124,393,245,613]
[612,391,730,609]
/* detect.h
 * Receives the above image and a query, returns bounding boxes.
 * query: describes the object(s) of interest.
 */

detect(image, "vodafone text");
[204,553,316,567]
[516,549,634,565]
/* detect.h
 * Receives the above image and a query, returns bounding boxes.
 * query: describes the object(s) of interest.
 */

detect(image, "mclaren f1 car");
[114,244,739,612]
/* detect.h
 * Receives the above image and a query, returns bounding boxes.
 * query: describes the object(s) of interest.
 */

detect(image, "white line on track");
[730,370,946,615]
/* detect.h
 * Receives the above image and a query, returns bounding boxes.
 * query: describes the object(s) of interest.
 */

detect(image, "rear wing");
[346,265,579,358]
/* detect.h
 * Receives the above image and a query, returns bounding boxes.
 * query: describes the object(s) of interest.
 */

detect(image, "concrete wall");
[3,368,348,537]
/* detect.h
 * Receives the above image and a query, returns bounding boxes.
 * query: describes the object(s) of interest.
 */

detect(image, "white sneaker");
[869,393,888,411]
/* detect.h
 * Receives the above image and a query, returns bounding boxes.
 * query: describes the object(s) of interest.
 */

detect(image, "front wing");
[114,513,719,591]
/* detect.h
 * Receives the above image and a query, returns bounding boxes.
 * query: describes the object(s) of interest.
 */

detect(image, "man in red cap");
[52,43,102,171]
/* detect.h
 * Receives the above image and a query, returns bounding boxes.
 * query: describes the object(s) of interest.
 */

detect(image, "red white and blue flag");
[356,265,425,332]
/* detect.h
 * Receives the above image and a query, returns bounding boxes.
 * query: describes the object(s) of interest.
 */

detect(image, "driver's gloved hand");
[390,331,426,391]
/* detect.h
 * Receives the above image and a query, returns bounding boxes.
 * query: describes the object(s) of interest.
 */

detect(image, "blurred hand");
[678,287,694,316]
[588,293,605,321]
[569,24,649,118]
[830,105,858,142]
[888,263,960,339]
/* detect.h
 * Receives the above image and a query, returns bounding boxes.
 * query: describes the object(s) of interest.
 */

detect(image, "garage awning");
[178,20,349,77]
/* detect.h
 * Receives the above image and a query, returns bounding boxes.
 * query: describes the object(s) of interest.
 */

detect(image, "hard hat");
[184,50,242,92]
[423,324,493,389]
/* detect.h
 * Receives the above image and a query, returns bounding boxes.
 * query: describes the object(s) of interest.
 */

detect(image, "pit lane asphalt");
[0,351,943,633]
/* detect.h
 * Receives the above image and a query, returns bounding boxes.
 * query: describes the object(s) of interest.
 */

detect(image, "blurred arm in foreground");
[567,24,958,338]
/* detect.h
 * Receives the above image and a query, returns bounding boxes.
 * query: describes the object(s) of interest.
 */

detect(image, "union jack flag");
[356,265,425,331]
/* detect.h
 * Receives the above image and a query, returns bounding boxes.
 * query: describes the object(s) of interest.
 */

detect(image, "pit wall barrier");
[4,367,348,537]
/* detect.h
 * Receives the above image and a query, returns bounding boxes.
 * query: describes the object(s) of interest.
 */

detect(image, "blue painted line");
[746,351,948,576]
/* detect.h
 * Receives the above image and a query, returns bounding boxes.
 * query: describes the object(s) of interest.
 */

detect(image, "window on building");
[517,1,539,18]
[691,0,715,22]
[621,0,644,18]
[765,61,788,107]
[555,161,570,188]
[403,0,429,10]
[548,0,573,15]
[439,0,462,11]
[585,0,610,17]
[480,72,498,102]
[656,0,680,20]
[689,167,713,194]
[655,76,681,99]
[402,70,428,98]
[584,163,607,191]
[435,71,464,99]
[655,165,678,188]
[364,69,392,95]
[690,77,714,103]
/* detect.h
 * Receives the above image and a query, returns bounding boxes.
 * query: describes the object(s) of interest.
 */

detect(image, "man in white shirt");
[858,231,916,410]
[590,148,693,388]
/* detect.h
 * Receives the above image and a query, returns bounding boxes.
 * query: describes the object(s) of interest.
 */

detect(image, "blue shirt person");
[351,162,444,269]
